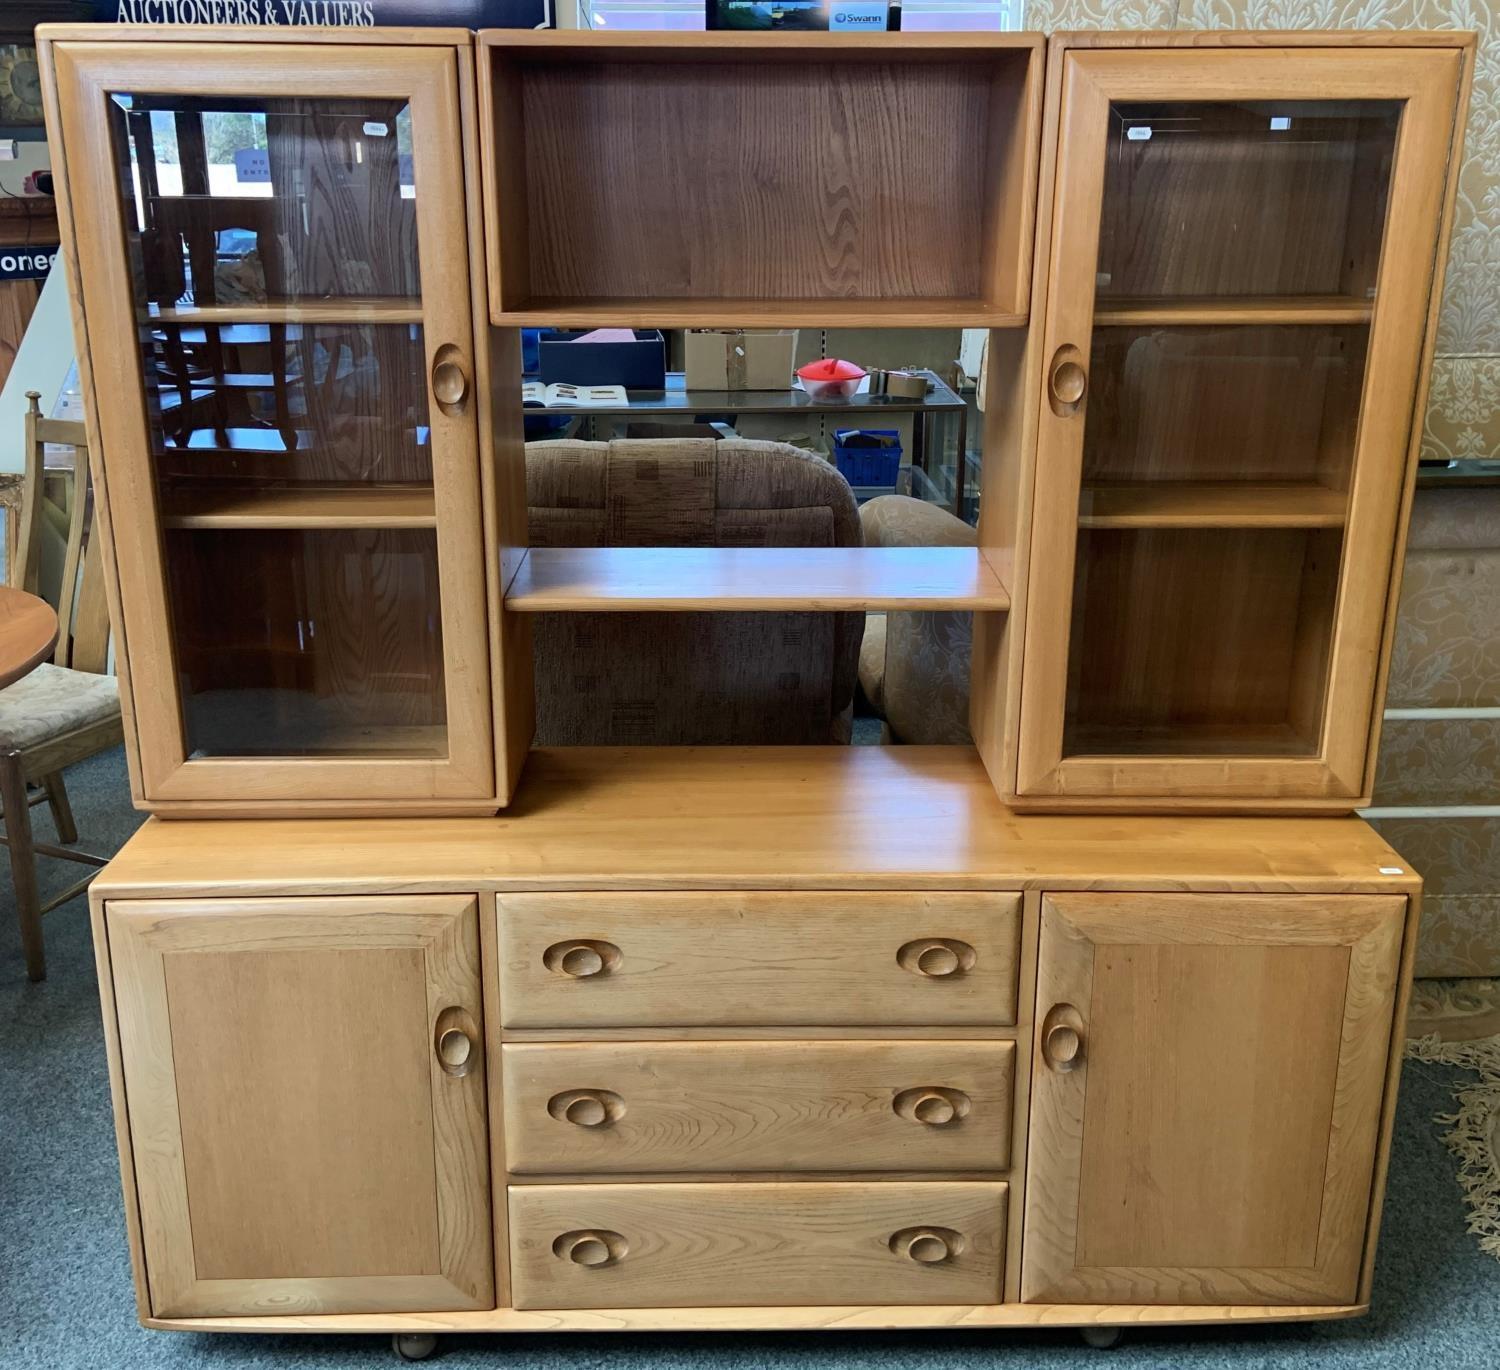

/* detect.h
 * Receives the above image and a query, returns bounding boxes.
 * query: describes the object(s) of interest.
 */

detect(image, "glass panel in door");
[107,92,447,761]
[1063,98,1401,761]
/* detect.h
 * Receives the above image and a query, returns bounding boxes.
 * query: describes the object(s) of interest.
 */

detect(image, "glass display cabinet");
[1012,42,1466,809]
[49,35,495,809]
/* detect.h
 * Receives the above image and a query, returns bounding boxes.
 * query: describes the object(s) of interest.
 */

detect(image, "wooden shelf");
[505,546,1010,613]
[160,487,436,531]
[1064,721,1319,760]
[494,297,1027,329]
[482,35,1040,326]
[1077,483,1348,530]
[145,298,422,326]
[1092,295,1374,327]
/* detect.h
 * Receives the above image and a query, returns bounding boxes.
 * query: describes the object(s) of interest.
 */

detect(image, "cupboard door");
[1017,46,1465,804]
[106,895,492,1318]
[51,40,493,803]
[1023,892,1404,1305]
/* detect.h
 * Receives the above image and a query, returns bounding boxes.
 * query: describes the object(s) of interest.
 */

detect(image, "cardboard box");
[538,329,666,389]
[685,329,798,391]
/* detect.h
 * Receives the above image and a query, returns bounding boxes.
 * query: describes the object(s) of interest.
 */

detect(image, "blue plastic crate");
[832,428,903,487]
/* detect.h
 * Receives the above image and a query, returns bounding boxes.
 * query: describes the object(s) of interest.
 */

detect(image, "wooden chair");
[1,393,123,981]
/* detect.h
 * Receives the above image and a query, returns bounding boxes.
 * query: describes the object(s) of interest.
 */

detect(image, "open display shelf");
[493,296,1028,329]
[479,32,1042,327]
[505,546,1011,613]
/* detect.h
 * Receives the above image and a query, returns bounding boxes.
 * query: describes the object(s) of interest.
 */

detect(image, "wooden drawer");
[496,891,1022,1028]
[508,1181,1007,1309]
[503,1040,1016,1174]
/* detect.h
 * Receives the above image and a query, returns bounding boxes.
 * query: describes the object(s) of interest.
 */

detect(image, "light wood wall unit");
[86,745,1421,1336]
[984,31,1474,812]
[37,21,1463,1354]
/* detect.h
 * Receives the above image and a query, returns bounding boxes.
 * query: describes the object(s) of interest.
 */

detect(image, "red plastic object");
[797,358,867,401]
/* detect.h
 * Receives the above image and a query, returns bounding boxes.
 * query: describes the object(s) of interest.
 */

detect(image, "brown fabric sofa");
[527,437,863,745]
[857,495,975,745]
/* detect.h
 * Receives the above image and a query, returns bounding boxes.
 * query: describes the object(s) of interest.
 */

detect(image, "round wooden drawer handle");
[889,1225,963,1266]
[547,1088,625,1128]
[553,1229,627,1268]
[543,939,620,979]
[897,938,976,979]
[893,1086,970,1127]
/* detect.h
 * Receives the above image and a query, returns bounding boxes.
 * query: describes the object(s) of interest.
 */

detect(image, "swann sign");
[828,4,889,30]
[0,249,59,282]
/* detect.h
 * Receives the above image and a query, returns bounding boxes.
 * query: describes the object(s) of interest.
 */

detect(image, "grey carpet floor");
[2,747,1497,1368]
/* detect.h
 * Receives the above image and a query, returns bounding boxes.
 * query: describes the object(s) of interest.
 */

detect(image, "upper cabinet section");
[1012,36,1470,812]
[43,30,496,811]
[477,32,1043,328]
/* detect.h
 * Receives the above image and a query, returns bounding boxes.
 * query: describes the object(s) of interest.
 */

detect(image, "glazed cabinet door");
[105,895,492,1318]
[1023,892,1405,1305]
[48,39,493,804]
[1017,45,1465,805]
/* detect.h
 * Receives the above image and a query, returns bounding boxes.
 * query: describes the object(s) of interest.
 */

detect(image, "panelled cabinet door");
[1023,892,1405,1306]
[50,40,493,804]
[1017,45,1465,805]
[106,895,492,1318]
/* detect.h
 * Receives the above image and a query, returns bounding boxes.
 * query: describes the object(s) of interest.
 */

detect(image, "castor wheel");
[392,1332,440,1361]
[1080,1326,1123,1349]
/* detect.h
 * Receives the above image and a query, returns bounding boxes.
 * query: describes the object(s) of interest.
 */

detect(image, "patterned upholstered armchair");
[857,494,975,745]
[526,437,863,745]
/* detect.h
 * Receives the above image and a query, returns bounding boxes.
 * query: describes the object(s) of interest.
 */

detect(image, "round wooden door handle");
[889,1226,962,1265]
[436,1027,472,1070]
[554,1229,627,1267]
[897,938,976,979]
[543,939,620,979]
[432,1006,478,1078]
[431,349,470,409]
[1047,344,1088,416]
[1040,1003,1086,1073]
[1046,1024,1081,1065]
[1051,359,1086,405]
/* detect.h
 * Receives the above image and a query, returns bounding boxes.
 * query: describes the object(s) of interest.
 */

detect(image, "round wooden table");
[0,585,58,690]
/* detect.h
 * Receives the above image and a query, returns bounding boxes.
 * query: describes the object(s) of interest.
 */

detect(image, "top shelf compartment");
[478,32,1042,327]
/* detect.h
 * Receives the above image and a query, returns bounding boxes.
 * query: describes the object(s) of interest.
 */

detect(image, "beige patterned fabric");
[527,438,862,745]
[1370,486,1500,977]
[1387,490,1500,709]
[858,495,975,745]
[0,663,120,752]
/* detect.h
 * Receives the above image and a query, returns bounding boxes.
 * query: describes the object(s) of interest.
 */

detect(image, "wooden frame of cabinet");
[974,30,1475,813]
[85,745,1422,1334]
